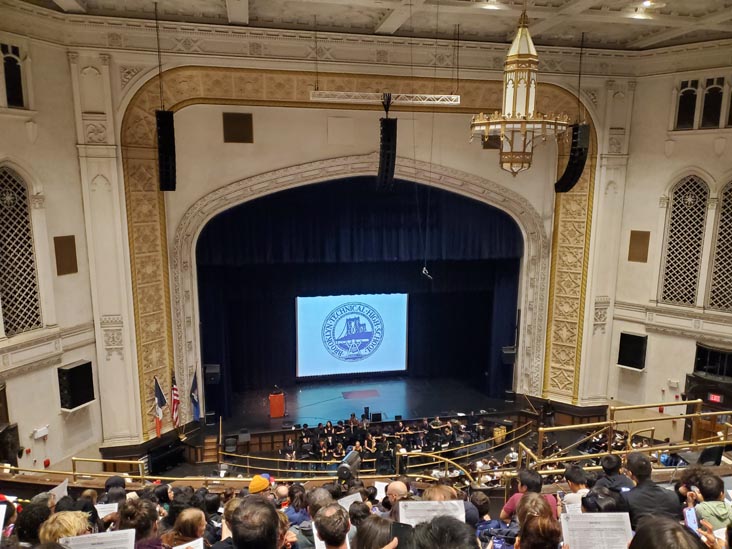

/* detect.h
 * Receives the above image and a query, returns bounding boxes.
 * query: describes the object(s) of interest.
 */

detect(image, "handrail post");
[692,400,703,444]
[537,427,545,458]
[139,460,145,484]
[218,416,223,465]
[72,458,77,482]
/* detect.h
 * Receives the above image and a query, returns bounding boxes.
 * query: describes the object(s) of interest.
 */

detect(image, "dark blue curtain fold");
[197,177,523,416]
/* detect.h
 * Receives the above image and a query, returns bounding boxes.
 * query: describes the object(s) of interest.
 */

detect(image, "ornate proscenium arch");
[121,66,595,438]
[172,153,550,419]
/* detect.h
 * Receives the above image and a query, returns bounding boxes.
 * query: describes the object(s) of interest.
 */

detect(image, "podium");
[269,391,286,418]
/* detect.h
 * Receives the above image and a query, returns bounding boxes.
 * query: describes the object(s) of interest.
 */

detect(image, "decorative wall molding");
[100,314,123,360]
[1,0,731,79]
[593,296,611,335]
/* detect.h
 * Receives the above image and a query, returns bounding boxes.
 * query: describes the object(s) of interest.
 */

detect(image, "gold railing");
[71,457,146,483]
[219,451,378,476]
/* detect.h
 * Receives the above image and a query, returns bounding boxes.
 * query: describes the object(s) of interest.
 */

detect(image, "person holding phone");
[622,452,683,530]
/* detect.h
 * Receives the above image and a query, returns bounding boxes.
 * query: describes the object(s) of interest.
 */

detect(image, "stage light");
[337,450,362,481]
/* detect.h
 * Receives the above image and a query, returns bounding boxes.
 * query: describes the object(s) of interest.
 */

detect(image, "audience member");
[348,501,371,529]
[500,470,557,521]
[629,515,706,549]
[413,515,478,549]
[248,474,272,495]
[353,515,393,549]
[289,487,335,549]
[15,502,52,546]
[118,499,162,548]
[593,454,634,493]
[314,504,351,549]
[622,452,682,530]
[212,497,242,549]
[160,507,208,547]
[284,484,309,526]
[39,511,90,543]
[580,486,627,513]
[230,496,280,549]
[694,474,732,530]
[513,493,560,549]
[562,465,590,506]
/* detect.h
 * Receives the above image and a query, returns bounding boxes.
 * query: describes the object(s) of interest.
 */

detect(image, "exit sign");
[708,393,724,404]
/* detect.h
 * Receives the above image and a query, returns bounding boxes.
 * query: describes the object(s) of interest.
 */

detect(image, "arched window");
[701,77,724,129]
[1,43,24,108]
[709,182,732,311]
[0,166,42,336]
[675,80,698,130]
[660,175,709,306]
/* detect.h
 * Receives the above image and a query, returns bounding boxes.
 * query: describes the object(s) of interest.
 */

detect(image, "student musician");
[364,433,377,454]
[331,442,346,460]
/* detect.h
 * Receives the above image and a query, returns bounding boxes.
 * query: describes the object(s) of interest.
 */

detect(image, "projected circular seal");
[321,302,384,362]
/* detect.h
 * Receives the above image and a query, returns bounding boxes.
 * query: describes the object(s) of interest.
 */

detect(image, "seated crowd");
[1,452,730,549]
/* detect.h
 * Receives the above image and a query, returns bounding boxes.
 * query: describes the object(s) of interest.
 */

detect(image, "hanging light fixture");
[470,9,570,176]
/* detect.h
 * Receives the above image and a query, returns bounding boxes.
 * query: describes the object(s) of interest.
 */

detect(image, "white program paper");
[50,478,69,500]
[564,502,582,515]
[0,503,6,538]
[337,492,363,512]
[374,481,388,502]
[398,500,465,527]
[173,538,205,549]
[560,512,632,549]
[94,503,118,517]
[60,529,135,549]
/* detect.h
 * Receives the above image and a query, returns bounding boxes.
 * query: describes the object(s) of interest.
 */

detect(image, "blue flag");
[153,376,167,437]
[190,371,200,421]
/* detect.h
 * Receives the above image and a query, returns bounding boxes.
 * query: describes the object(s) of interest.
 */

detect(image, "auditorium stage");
[215,376,525,435]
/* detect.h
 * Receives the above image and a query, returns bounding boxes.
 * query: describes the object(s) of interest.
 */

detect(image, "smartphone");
[390,521,415,549]
[684,507,700,536]
[557,490,566,501]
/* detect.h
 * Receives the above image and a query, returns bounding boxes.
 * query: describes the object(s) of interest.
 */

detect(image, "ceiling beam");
[628,8,732,48]
[375,0,427,35]
[51,0,86,13]
[528,0,602,36]
[225,0,249,25]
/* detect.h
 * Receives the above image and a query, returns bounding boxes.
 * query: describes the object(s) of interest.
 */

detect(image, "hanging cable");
[313,16,320,92]
[154,2,164,110]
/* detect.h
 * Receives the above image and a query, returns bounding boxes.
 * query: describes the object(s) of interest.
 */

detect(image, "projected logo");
[321,302,384,362]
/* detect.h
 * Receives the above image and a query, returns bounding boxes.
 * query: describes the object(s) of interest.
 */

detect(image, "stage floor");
[217,376,521,435]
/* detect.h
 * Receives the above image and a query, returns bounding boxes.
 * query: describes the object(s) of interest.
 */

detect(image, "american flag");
[171,375,180,427]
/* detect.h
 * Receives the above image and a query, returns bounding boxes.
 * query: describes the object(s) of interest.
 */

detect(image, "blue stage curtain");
[197,178,523,414]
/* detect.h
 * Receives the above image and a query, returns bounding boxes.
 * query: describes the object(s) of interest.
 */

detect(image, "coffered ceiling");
[17,0,732,50]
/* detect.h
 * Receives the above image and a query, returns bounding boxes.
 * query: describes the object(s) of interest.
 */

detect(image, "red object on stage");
[269,392,286,418]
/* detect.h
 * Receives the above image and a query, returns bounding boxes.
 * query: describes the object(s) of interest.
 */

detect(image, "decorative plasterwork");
[120,66,582,437]
[100,314,124,360]
[542,122,598,403]
[593,296,611,335]
[1,0,732,79]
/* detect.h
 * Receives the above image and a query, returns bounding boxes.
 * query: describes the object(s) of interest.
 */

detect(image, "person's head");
[629,515,707,549]
[321,483,343,500]
[354,515,393,549]
[600,454,622,475]
[413,515,478,549]
[39,511,90,543]
[289,484,307,512]
[517,469,543,493]
[55,495,76,513]
[2,498,17,525]
[106,486,128,505]
[173,507,207,539]
[386,481,409,504]
[307,487,335,518]
[348,501,371,528]
[626,452,652,483]
[698,474,724,502]
[204,492,222,515]
[314,503,351,548]
[580,486,626,513]
[564,465,588,491]
[516,492,552,526]
[230,495,279,549]
[422,484,458,501]
[119,498,159,541]
[470,492,491,518]
[30,491,57,511]
[249,474,271,495]
[15,502,52,544]
[154,483,172,505]
[80,489,98,505]
[105,475,126,491]
[273,484,289,503]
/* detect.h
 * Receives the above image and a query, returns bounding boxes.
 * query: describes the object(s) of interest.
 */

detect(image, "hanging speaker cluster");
[377,117,397,191]
[156,110,176,192]
[554,123,589,193]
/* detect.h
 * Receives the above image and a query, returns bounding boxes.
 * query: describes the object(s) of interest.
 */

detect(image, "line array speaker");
[156,110,177,191]
[377,118,397,190]
[554,124,589,193]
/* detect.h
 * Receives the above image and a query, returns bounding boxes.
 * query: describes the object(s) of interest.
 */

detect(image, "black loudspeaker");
[0,423,19,467]
[618,333,647,370]
[57,361,95,411]
[377,118,397,190]
[554,124,589,193]
[364,406,370,420]
[205,411,216,426]
[371,412,383,422]
[395,415,403,421]
[204,364,221,385]
[156,110,176,191]
[505,390,516,403]
[501,346,517,365]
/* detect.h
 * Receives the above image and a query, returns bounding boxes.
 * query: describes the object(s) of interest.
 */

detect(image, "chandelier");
[471,10,570,176]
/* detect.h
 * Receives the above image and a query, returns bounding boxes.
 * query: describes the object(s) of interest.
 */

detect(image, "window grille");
[709,183,732,311]
[0,167,42,336]
[660,175,709,306]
